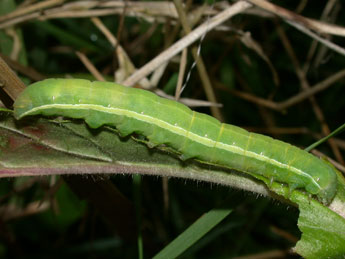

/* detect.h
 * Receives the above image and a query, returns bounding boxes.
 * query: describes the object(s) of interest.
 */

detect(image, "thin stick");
[91,17,151,88]
[0,0,64,23]
[175,48,187,100]
[173,0,223,121]
[287,20,345,57]
[0,55,26,100]
[246,0,345,36]
[276,22,344,164]
[75,51,105,81]
[0,54,46,81]
[122,1,252,87]
[216,68,345,111]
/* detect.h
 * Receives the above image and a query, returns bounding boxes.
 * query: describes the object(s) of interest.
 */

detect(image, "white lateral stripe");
[22,103,321,190]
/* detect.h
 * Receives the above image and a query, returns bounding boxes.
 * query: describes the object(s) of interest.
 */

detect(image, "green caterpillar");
[13,78,338,205]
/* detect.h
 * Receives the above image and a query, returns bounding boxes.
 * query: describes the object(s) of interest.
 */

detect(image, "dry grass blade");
[123,1,251,86]
[247,0,345,36]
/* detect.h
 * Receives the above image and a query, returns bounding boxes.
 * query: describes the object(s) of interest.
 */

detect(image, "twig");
[173,0,223,120]
[149,62,168,88]
[123,1,252,86]
[4,28,21,60]
[91,17,151,88]
[175,48,187,100]
[75,51,105,81]
[286,20,345,57]
[0,0,64,23]
[246,0,345,36]
[0,55,26,100]
[0,54,46,81]
[278,69,345,109]
[91,17,118,47]
[216,68,345,111]
[276,21,344,164]
[0,1,181,29]
[303,0,340,73]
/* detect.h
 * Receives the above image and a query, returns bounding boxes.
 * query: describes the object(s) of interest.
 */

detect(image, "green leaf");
[153,205,232,259]
[293,193,345,258]
[2,113,345,257]
[265,173,345,258]
[0,113,268,196]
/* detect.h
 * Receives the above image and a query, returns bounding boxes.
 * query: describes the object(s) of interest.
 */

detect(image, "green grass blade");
[153,206,232,259]
[33,20,102,54]
[305,123,345,152]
